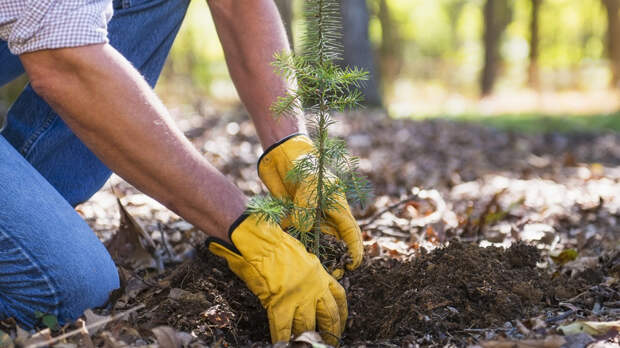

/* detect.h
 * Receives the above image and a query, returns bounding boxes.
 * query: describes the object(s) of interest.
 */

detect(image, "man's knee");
[0,246,118,329]
[55,250,120,324]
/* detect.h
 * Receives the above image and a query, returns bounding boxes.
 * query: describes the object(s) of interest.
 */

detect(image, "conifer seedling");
[249,0,372,259]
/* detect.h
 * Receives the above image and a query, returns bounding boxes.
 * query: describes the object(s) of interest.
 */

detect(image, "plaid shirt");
[0,0,113,55]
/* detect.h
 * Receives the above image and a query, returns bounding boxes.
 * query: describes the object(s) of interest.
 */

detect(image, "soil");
[345,242,597,345]
[31,114,619,348]
[119,241,616,347]
[133,249,268,346]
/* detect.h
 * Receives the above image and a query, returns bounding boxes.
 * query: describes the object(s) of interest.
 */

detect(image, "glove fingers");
[316,295,342,347]
[320,223,338,237]
[268,305,294,344]
[328,276,348,332]
[292,303,317,337]
[331,268,345,280]
[326,199,363,270]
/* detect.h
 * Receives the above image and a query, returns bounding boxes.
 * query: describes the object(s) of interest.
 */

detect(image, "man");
[0,0,363,345]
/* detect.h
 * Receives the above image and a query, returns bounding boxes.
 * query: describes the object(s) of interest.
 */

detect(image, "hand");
[206,213,347,345]
[257,134,363,271]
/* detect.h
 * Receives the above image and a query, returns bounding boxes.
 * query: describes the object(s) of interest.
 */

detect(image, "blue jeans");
[0,0,189,328]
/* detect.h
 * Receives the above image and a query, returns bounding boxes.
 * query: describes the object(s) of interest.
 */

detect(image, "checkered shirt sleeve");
[0,0,113,55]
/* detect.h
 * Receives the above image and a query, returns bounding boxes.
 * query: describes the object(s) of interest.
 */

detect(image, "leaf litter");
[2,110,619,347]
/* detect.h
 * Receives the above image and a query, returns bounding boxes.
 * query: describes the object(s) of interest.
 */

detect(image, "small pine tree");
[250,0,372,258]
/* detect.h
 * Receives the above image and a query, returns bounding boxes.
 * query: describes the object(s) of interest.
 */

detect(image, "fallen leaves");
[550,249,579,266]
[151,326,193,348]
[0,331,12,348]
[201,305,234,328]
[478,335,567,348]
[557,320,620,336]
[291,331,329,348]
[105,198,160,272]
[58,112,620,347]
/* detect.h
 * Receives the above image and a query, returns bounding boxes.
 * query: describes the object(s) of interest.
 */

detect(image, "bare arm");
[20,44,245,242]
[207,0,306,149]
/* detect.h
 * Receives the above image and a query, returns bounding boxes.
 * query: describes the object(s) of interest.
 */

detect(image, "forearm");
[208,0,306,149]
[20,44,245,242]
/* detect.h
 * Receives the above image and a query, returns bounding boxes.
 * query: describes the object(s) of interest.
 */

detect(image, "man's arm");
[207,0,306,149]
[19,44,245,243]
[20,37,345,346]
[208,1,365,272]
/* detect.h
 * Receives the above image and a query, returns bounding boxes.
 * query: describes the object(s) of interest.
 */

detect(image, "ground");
[2,109,619,348]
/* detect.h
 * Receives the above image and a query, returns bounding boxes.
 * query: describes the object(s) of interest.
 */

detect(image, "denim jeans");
[0,0,189,328]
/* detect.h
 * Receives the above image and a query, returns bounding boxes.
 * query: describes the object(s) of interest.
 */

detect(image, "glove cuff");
[256,133,307,172]
[204,212,250,255]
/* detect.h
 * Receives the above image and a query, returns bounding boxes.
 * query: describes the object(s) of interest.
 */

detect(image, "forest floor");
[2,109,619,348]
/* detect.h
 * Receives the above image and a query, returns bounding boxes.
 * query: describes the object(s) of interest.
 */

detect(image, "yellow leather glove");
[206,213,347,346]
[257,134,363,271]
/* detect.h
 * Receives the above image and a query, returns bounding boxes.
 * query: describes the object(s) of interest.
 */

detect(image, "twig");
[126,268,161,289]
[545,309,575,323]
[76,319,95,348]
[158,222,175,260]
[367,227,410,238]
[25,304,145,348]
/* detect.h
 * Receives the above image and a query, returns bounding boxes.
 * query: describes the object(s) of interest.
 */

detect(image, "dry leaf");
[480,336,566,348]
[562,256,600,274]
[105,198,159,271]
[101,332,129,348]
[202,305,234,328]
[83,309,110,336]
[168,288,209,305]
[292,331,329,348]
[550,249,578,266]
[0,330,13,348]
[152,326,181,348]
[558,320,620,336]
[16,328,52,348]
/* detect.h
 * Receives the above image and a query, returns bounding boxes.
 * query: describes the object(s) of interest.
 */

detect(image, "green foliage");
[251,0,372,256]
[247,195,292,225]
[414,112,620,133]
[300,0,343,62]
[34,311,59,331]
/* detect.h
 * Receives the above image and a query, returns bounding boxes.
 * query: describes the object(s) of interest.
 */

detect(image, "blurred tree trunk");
[602,0,620,88]
[339,0,383,107]
[481,0,510,96]
[446,1,466,50]
[528,0,542,89]
[274,0,294,49]
[378,0,401,98]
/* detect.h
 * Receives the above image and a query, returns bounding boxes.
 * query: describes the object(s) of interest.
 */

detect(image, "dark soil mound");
[343,242,588,344]
[130,242,610,347]
[136,247,269,346]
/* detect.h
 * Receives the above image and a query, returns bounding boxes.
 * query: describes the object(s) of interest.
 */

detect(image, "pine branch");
[247,195,291,226]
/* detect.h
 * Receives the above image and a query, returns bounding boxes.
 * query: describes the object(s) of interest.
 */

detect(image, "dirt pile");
[135,249,269,345]
[125,242,612,347]
[343,242,593,343]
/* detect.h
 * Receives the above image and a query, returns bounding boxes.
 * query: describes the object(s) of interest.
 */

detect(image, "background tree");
[602,0,620,88]
[528,0,542,89]
[446,0,466,53]
[4,0,617,117]
[339,0,383,107]
[481,0,511,96]
[377,0,401,99]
